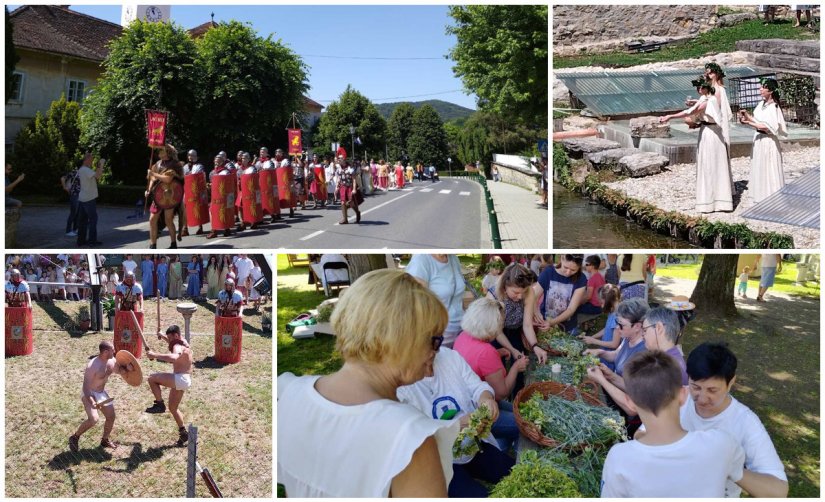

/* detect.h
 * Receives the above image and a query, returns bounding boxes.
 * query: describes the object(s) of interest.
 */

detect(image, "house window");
[67,80,86,103]
[9,72,24,102]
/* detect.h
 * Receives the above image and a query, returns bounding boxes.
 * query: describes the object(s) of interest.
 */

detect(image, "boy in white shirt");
[601,350,745,497]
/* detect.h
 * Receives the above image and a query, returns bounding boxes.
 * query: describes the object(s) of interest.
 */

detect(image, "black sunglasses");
[431,336,444,351]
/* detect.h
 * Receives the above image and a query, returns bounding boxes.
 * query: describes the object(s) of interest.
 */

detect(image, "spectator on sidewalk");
[61,167,81,237]
[76,152,105,247]
[5,163,25,208]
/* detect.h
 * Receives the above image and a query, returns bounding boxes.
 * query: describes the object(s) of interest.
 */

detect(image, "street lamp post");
[349,124,355,160]
[447,157,452,178]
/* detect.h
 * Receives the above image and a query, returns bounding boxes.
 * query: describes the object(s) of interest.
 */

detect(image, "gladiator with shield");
[68,340,142,452]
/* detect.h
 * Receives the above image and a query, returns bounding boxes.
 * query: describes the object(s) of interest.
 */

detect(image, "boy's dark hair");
[686,342,738,384]
[99,340,114,353]
[623,350,682,416]
[166,324,182,336]
[585,254,601,268]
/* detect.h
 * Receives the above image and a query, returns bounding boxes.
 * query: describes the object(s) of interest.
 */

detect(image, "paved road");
[12,178,488,249]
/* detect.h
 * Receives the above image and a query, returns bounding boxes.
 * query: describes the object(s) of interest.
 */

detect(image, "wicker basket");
[514,381,605,448]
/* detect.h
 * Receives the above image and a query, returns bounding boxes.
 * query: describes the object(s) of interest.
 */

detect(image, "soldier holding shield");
[216,278,244,318]
[206,154,236,240]
[181,149,207,237]
[5,269,31,308]
[146,144,184,249]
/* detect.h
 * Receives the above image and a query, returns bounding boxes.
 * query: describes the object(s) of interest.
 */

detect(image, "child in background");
[481,257,505,296]
[579,284,622,370]
[738,266,750,298]
[600,351,745,497]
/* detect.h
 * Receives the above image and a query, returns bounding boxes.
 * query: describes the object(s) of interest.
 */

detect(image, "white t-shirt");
[122,260,138,275]
[397,348,497,464]
[277,374,457,497]
[760,254,779,268]
[739,273,749,283]
[601,429,745,497]
[77,165,99,202]
[481,273,499,294]
[680,396,787,497]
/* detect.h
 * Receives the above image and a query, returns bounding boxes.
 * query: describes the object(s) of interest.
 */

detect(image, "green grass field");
[554,19,818,68]
[656,259,820,299]
[276,254,820,497]
[6,299,272,498]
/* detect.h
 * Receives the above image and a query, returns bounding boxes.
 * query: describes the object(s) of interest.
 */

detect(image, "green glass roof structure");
[556,66,767,117]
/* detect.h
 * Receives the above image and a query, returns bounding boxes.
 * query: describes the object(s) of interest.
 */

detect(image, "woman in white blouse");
[739,78,787,203]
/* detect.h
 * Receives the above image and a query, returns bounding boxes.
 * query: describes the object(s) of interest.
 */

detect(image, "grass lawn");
[554,19,818,68]
[276,254,820,497]
[656,259,820,299]
[7,299,272,498]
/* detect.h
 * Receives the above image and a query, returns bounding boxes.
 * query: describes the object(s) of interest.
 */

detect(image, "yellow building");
[5,5,123,147]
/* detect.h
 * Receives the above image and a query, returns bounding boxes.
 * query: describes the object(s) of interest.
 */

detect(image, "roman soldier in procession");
[180,149,207,237]
[206,153,236,239]
[146,144,184,250]
[274,148,296,217]
[256,147,281,224]
[236,152,263,231]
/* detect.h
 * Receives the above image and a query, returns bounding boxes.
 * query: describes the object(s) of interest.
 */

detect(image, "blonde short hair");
[333,269,447,369]
[460,297,503,342]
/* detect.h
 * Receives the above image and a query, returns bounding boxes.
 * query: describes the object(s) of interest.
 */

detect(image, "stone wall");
[493,162,540,193]
[554,5,719,55]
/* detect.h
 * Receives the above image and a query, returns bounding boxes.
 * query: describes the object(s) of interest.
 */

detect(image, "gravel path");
[604,146,820,248]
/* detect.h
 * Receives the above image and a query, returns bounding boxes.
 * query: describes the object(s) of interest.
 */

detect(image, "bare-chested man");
[145,325,193,446]
[69,340,128,452]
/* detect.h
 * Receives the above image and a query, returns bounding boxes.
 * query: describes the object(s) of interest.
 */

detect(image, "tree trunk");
[348,254,390,282]
[690,254,738,317]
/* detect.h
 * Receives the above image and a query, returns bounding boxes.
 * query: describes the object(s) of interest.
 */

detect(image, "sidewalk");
[484,180,548,249]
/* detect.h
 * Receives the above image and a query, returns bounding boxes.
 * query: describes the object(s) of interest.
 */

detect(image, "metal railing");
[451,171,502,249]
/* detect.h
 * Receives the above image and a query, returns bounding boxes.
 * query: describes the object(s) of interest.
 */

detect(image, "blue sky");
[48,4,478,110]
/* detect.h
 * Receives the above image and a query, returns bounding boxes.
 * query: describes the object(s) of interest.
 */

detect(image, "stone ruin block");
[619,152,670,177]
[560,137,622,159]
[629,116,671,138]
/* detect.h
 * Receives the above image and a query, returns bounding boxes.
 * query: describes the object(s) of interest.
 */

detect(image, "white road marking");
[334,190,418,225]
[459,191,471,196]
[420,188,433,193]
[439,190,451,194]
[300,230,325,241]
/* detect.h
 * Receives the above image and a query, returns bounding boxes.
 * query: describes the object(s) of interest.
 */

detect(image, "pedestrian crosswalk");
[408,187,474,196]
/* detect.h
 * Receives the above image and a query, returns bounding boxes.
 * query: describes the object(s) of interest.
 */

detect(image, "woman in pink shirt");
[454,297,527,450]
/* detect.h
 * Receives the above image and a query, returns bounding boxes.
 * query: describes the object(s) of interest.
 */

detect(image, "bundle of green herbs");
[490,450,582,498]
[534,446,608,498]
[518,392,626,447]
[315,302,335,323]
[452,405,493,458]
[547,336,585,357]
[536,325,566,346]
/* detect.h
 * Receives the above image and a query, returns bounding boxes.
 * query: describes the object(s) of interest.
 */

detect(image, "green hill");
[376,99,476,122]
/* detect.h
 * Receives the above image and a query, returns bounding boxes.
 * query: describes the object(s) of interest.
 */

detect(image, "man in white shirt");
[234,254,254,297]
[76,152,104,247]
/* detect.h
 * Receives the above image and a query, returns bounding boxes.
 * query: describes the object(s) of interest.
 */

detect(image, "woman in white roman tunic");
[661,76,733,212]
[739,78,787,203]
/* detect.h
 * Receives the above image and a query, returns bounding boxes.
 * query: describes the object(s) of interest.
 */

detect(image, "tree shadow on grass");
[38,303,82,337]
[48,447,113,470]
[101,442,177,474]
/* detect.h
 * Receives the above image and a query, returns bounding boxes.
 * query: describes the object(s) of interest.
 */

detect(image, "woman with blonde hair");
[278,269,457,497]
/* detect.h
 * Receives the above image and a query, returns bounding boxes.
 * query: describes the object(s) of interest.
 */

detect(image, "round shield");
[153,181,184,210]
[115,350,143,387]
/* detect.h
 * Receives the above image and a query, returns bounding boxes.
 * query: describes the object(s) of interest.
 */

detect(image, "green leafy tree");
[80,20,199,185]
[454,113,492,167]
[11,95,83,196]
[193,21,309,155]
[447,5,548,127]
[407,104,449,169]
[6,6,20,104]
[386,102,416,163]
[315,85,386,160]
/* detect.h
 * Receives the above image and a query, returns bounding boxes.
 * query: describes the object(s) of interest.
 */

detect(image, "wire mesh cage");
[729,72,820,127]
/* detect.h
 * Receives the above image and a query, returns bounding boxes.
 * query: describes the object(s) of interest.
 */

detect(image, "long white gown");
[689,95,734,212]
[749,101,787,203]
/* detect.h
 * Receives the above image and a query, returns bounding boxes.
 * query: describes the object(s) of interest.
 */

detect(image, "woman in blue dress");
[186,255,201,299]
[141,255,155,297]
[156,256,169,298]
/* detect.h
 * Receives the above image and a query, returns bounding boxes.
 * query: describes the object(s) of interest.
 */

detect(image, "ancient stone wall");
[554,5,719,55]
